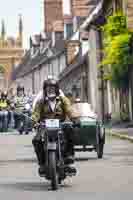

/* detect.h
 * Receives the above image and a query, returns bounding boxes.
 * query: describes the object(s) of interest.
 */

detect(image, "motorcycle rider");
[0,91,10,107]
[32,78,77,176]
[14,85,29,134]
[0,91,10,132]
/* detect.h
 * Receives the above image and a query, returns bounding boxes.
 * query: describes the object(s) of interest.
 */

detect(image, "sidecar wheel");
[19,130,23,135]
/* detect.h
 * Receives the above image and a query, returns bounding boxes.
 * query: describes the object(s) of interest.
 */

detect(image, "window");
[55,32,63,40]
[66,24,73,39]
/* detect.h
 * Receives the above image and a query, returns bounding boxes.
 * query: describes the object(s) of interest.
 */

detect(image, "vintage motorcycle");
[37,119,76,190]
[18,103,32,135]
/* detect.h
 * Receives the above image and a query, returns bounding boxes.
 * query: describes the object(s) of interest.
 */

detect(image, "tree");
[0,65,5,73]
[101,12,133,121]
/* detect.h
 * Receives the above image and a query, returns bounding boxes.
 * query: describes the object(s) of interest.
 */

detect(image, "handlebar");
[80,116,97,120]
[35,120,74,129]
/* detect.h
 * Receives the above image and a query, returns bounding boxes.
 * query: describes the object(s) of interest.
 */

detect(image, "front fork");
[43,133,63,169]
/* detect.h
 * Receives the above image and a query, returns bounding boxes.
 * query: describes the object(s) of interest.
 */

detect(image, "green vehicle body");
[73,120,104,146]
[71,103,105,156]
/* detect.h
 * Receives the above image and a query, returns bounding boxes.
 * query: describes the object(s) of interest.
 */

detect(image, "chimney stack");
[71,0,90,17]
[44,0,63,34]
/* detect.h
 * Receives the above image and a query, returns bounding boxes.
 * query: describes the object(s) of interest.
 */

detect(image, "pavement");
[0,133,133,198]
[107,121,133,142]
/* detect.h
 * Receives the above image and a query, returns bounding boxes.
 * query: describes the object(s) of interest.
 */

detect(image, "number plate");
[45,119,59,128]
[47,142,56,150]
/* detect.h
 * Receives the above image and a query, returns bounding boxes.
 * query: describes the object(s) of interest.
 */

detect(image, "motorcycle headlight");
[25,104,31,110]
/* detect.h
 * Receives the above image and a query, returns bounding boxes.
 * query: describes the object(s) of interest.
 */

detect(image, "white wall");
[88,29,100,115]
[60,55,66,73]
[52,59,58,78]
[24,74,32,94]
[40,63,49,89]
[34,70,40,93]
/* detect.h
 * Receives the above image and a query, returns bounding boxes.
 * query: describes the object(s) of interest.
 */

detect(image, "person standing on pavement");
[0,91,10,132]
[8,88,15,129]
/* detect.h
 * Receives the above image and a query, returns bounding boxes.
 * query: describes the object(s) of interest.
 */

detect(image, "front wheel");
[48,151,58,190]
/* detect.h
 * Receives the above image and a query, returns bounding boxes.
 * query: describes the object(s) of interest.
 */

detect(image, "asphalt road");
[0,132,133,199]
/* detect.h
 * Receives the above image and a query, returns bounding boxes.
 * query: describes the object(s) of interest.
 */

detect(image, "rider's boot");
[64,138,75,163]
[64,144,77,175]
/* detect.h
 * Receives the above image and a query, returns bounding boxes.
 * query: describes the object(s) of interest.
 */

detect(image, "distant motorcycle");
[37,119,76,190]
[18,103,32,135]
[8,103,15,129]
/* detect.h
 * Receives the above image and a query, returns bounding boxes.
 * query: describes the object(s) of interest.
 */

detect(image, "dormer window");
[40,41,45,54]
[52,31,63,47]
[39,32,47,54]
[30,46,35,57]
[30,46,39,58]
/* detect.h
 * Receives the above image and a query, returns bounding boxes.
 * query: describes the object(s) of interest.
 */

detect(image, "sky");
[0,0,71,49]
[0,0,43,48]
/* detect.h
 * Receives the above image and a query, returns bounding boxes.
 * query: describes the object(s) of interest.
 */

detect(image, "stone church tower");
[0,15,24,90]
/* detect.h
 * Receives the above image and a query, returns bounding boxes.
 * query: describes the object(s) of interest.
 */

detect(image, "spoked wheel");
[48,151,58,190]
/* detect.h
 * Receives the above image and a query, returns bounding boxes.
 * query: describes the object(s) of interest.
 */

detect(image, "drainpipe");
[98,29,105,123]
[32,71,35,94]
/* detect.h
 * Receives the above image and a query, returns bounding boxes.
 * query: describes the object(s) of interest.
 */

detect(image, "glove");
[33,121,40,130]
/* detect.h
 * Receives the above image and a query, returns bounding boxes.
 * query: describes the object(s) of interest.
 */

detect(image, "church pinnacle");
[1,19,6,40]
[17,14,23,47]
[18,14,23,37]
